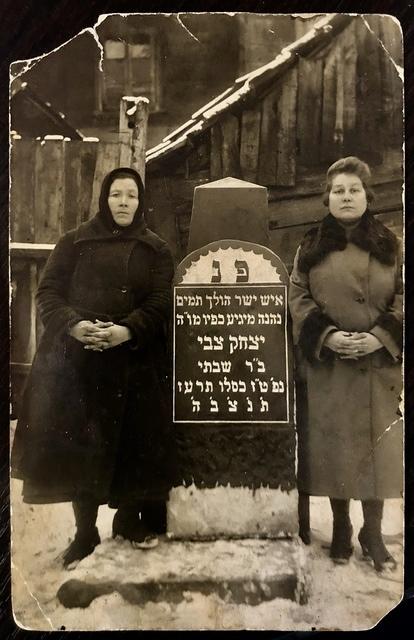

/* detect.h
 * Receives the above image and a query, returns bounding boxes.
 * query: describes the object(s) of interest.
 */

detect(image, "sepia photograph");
[8,11,405,631]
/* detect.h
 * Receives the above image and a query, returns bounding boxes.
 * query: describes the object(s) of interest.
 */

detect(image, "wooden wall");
[205,17,403,186]
[146,16,403,267]
[10,137,118,414]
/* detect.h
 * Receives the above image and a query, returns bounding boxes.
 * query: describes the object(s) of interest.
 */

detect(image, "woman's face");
[328,173,367,224]
[108,178,139,226]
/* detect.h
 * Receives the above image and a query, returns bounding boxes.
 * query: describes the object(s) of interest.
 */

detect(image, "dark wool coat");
[12,176,175,506]
[289,213,403,500]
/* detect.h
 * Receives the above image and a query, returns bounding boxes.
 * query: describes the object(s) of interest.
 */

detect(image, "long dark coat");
[288,213,403,500]
[11,212,175,506]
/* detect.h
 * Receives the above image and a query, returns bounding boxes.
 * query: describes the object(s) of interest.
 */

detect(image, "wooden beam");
[210,124,223,181]
[119,96,149,182]
[342,23,358,154]
[64,140,83,232]
[276,67,298,186]
[89,142,120,216]
[240,108,261,183]
[10,139,36,243]
[258,85,280,185]
[296,57,323,167]
[11,242,55,258]
[33,138,66,243]
[320,46,337,163]
[220,113,241,178]
[79,140,99,223]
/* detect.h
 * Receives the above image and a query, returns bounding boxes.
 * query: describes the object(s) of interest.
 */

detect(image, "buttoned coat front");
[12,214,175,506]
[289,220,403,500]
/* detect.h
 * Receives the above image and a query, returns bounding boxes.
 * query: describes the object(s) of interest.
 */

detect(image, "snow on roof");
[146,13,352,166]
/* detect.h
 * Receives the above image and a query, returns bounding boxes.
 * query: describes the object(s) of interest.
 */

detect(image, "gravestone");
[168,178,298,539]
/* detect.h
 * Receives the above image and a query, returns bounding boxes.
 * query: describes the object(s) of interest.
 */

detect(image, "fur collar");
[298,212,398,273]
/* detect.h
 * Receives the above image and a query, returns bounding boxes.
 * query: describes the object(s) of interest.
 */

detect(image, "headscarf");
[97,167,146,233]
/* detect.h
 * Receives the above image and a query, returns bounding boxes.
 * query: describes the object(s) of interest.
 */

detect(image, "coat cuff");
[298,310,337,363]
[371,320,402,361]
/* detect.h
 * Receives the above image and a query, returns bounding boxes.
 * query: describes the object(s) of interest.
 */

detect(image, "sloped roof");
[11,80,84,140]
[146,13,352,166]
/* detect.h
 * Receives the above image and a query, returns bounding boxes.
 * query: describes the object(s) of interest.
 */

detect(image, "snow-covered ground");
[11,479,403,631]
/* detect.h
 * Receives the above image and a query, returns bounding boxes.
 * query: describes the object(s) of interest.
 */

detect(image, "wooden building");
[144,13,403,270]
[10,13,403,414]
[12,13,302,149]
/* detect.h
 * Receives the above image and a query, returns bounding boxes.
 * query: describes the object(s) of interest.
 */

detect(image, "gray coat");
[289,215,402,499]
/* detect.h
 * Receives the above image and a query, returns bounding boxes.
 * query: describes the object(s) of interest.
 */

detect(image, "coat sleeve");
[120,242,174,347]
[288,246,338,363]
[36,232,83,334]
[370,242,403,361]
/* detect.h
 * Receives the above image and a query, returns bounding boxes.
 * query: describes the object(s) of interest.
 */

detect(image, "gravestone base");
[167,486,298,539]
[57,537,309,610]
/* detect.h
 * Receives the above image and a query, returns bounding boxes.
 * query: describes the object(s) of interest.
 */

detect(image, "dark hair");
[322,156,375,207]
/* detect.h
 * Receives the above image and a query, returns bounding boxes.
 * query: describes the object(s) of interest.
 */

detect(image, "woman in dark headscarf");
[289,157,402,572]
[12,167,175,566]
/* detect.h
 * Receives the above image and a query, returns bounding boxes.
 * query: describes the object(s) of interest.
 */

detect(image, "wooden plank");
[342,23,358,155]
[10,139,35,243]
[210,124,223,181]
[355,16,384,165]
[79,140,99,222]
[320,45,337,163]
[89,142,120,217]
[377,16,403,149]
[64,140,83,232]
[119,97,150,182]
[257,85,280,185]
[11,242,54,258]
[333,44,344,156]
[239,108,261,183]
[220,113,241,178]
[296,57,323,167]
[276,67,298,186]
[33,139,66,243]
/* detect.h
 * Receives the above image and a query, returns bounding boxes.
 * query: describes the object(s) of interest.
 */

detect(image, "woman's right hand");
[324,331,362,357]
[69,320,113,346]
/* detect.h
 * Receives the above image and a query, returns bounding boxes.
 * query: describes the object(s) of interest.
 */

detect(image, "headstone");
[174,241,290,424]
[168,178,298,539]
[187,176,270,252]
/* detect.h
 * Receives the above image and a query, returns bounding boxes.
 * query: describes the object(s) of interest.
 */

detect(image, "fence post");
[119,96,150,183]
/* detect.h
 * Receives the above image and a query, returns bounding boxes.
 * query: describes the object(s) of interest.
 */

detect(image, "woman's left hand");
[84,323,132,351]
[345,332,383,357]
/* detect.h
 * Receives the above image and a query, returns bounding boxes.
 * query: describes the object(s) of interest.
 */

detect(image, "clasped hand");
[69,320,131,351]
[324,331,382,359]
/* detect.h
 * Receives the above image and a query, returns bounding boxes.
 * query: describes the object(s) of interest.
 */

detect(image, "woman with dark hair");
[12,167,175,566]
[289,157,402,572]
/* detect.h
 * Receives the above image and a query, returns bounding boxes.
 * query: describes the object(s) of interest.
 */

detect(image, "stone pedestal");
[168,176,306,602]
[57,538,308,610]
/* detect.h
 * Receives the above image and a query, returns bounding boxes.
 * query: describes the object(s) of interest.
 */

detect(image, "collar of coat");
[72,214,166,252]
[297,211,398,274]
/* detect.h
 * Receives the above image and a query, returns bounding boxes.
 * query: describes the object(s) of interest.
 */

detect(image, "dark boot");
[298,492,311,545]
[141,501,167,535]
[112,504,158,548]
[359,500,397,572]
[329,498,353,564]
[62,500,100,568]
